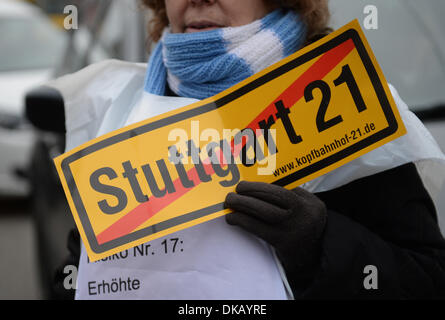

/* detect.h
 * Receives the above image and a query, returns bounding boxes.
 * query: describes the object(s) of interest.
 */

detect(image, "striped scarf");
[144,9,307,100]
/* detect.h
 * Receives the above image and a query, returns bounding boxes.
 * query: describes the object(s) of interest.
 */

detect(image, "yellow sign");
[54,20,406,262]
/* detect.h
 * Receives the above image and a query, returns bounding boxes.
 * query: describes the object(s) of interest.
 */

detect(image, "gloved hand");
[224,181,327,288]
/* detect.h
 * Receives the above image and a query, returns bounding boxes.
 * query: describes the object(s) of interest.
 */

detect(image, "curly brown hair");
[141,0,331,44]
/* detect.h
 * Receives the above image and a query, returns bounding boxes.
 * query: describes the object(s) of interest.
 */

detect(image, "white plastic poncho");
[46,59,445,300]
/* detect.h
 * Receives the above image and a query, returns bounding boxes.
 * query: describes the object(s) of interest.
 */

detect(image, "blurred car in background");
[0,0,67,197]
[0,0,144,199]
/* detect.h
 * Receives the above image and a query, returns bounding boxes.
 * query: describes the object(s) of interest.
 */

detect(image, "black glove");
[224,181,327,289]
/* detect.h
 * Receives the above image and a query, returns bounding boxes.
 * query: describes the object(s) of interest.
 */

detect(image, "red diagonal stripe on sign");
[96,39,355,245]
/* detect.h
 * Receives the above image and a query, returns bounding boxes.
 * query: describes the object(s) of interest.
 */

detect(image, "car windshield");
[0,16,67,72]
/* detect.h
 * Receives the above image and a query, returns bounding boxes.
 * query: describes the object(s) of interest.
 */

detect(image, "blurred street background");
[0,0,444,299]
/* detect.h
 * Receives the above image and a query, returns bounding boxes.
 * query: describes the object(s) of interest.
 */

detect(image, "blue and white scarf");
[144,9,307,100]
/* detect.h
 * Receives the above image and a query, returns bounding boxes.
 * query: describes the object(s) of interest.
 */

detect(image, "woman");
[55,0,445,299]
